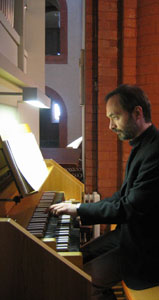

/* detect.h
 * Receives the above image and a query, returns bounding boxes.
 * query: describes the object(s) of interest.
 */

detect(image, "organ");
[0,125,92,300]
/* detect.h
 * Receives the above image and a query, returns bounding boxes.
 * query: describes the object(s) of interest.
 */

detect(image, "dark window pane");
[46,28,60,55]
[40,107,60,148]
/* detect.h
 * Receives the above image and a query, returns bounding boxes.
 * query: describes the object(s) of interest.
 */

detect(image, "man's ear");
[133,106,143,119]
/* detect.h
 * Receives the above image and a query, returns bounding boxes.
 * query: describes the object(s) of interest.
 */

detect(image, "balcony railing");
[0,0,14,27]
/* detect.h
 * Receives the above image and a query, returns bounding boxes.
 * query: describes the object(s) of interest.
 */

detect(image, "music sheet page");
[5,132,49,191]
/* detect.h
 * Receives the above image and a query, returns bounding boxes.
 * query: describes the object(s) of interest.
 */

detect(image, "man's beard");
[113,116,138,141]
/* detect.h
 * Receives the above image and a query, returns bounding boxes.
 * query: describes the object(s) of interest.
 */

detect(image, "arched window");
[40,87,67,148]
[45,0,68,64]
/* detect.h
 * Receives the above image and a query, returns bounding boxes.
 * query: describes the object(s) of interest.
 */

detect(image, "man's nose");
[109,119,116,130]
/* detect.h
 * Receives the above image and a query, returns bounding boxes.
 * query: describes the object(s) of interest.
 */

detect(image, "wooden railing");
[0,0,14,27]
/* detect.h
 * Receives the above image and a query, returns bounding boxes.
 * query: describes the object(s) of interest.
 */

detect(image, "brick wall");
[137,0,159,128]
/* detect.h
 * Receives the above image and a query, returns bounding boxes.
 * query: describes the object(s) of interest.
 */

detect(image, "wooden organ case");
[0,130,91,300]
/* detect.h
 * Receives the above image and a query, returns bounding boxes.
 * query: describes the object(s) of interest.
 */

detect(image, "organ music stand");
[0,132,49,203]
[0,195,21,203]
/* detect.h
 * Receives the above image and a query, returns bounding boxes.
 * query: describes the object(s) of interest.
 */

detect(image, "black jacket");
[78,124,159,289]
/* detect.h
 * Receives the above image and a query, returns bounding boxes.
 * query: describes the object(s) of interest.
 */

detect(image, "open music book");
[0,132,49,198]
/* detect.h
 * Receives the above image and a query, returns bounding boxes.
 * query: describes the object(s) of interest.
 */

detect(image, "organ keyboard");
[26,191,80,253]
[0,160,84,268]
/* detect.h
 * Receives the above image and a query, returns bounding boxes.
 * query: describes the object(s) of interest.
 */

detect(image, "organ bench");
[111,225,159,300]
[122,281,159,300]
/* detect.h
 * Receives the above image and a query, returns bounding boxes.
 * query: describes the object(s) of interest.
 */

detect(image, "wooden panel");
[59,251,83,269]
[41,159,84,201]
[0,181,19,216]
[6,191,44,227]
[0,218,91,300]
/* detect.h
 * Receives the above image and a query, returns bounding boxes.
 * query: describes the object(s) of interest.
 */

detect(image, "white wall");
[0,0,46,145]
[18,102,39,144]
[0,102,40,144]
[45,0,83,145]
[25,0,45,92]
[0,11,20,67]
[0,104,19,137]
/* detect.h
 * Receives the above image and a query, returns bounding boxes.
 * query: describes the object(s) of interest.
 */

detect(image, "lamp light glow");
[0,87,51,108]
[24,100,49,109]
[23,87,51,109]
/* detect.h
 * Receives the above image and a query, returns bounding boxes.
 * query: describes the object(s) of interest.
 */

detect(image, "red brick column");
[97,0,119,198]
[85,0,119,197]
[85,0,98,194]
[122,0,137,179]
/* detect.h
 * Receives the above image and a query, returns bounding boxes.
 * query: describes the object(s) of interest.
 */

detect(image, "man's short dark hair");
[105,84,151,123]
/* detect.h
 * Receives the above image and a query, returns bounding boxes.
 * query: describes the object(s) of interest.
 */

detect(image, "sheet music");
[5,132,49,191]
